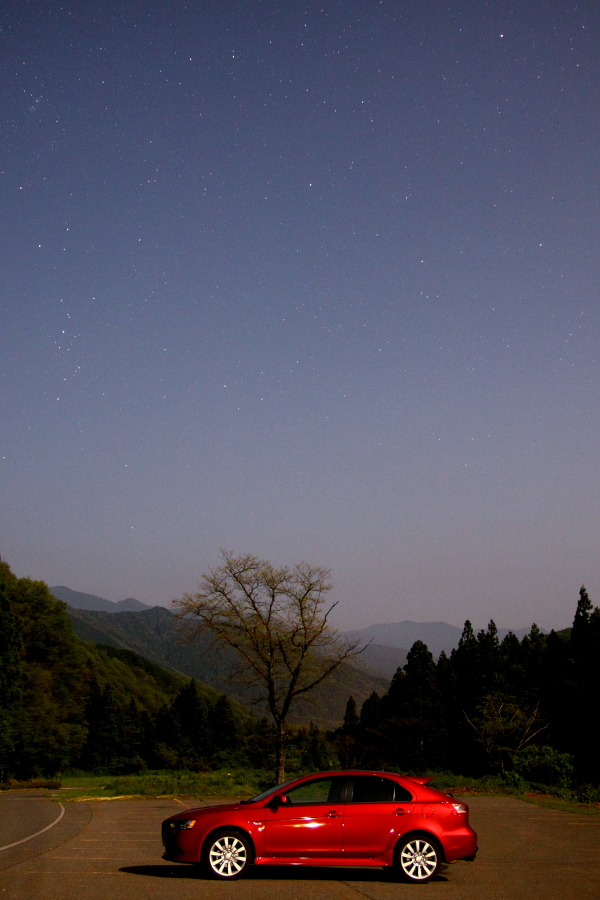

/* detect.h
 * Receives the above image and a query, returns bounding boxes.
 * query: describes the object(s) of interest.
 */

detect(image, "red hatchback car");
[162,770,478,883]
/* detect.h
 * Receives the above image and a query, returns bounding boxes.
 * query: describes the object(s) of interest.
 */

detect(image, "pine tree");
[520,624,546,700]
[121,699,147,769]
[570,586,600,781]
[452,619,480,707]
[499,631,525,696]
[335,696,362,768]
[171,680,209,761]
[81,677,104,768]
[302,722,335,770]
[81,680,123,769]
[343,696,359,730]
[98,684,123,767]
[384,641,447,770]
[360,692,382,731]
[357,691,384,766]
[152,704,182,768]
[383,665,406,711]
[446,622,483,771]
[436,650,459,770]
[572,585,593,650]
[210,695,237,756]
[476,621,501,695]
[540,630,573,755]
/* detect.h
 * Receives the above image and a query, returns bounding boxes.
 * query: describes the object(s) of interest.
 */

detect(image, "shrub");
[0,778,61,791]
[512,745,574,787]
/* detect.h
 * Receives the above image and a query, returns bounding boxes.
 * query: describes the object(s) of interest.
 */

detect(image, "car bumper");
[443,827,478,862]
[161,828,200,863]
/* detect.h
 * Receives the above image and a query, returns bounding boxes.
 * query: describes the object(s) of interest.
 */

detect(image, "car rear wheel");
[395,834,440,883]
[205,830,252,880]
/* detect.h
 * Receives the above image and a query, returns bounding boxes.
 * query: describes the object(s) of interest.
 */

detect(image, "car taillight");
[443,801,468,814]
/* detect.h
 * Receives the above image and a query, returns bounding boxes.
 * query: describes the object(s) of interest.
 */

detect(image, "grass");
[426,772,600,816]
[31,768,600,817]
[518,793,600,815]
[44,768,274,802]
[427,772,510,794]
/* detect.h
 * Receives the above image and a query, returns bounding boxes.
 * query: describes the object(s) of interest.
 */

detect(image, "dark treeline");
[334,587,600,788]
[1,557,599,789]
[77,671,336,776]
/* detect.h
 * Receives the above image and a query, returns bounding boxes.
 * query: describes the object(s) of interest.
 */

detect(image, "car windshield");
[245,779,298,803]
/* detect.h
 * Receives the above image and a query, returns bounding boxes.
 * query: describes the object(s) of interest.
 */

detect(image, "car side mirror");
[267,794,287,808]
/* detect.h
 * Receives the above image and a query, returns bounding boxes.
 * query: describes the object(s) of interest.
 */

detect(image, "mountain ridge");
[53,585,557,672]
[344,619,551,659]
[65,605,389,728]
[51,585,152,613]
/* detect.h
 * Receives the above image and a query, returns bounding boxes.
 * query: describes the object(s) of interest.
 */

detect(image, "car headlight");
[169,819,197,831]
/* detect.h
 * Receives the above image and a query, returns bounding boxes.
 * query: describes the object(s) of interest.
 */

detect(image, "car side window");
[284,777,344,805]
[393,782,413,802]
[350,775,411,803]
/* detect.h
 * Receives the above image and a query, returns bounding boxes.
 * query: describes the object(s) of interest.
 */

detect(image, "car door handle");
[394,808,408,815]
[327,810,339,817]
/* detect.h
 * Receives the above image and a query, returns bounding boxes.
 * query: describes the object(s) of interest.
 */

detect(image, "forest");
[1,558,599,795]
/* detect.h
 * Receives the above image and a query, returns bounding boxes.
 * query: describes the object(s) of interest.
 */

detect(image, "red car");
[162,770,478,883]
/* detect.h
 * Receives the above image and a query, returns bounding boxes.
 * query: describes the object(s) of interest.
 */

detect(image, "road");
[1,792,599,899]
[0,791,64,851]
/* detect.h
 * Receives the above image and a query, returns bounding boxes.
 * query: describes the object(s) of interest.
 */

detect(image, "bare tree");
[174,551,362,782]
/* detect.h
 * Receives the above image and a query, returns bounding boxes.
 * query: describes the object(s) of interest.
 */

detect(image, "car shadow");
[120,864,449,883]
[120,865,200,879]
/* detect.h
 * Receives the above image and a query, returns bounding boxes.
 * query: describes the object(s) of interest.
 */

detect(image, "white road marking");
[0,802,65,852]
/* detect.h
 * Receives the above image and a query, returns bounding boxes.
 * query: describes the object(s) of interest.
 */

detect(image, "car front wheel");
[395,834,440,883]
[205,830,252,880]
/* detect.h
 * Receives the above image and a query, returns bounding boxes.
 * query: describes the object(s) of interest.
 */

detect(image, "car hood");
[169,801,254,820]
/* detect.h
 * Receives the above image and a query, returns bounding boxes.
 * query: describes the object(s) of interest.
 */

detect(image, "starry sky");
[1,0,599,631]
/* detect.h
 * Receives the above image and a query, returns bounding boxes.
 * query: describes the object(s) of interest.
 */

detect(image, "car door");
[343,775,415,858]
[264,775,345,858]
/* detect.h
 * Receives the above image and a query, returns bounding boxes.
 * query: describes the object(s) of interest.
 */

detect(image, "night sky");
[2,1,599,631]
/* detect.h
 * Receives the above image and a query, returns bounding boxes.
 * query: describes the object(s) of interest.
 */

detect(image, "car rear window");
[350,775,412,803]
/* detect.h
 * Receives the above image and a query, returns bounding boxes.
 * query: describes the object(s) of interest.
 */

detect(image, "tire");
[395,833,440,884]
[204,830,252,880]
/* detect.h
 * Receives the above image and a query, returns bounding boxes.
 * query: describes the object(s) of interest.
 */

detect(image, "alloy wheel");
[208,834,248,878]
[399,838,438,881]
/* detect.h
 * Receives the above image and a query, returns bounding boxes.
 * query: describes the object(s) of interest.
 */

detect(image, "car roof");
[285,769,427,782]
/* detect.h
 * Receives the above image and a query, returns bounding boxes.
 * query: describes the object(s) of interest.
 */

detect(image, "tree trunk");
[275,722,286,783]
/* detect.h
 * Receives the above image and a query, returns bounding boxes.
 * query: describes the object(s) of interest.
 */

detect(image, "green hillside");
[83,643,185,712]
[66,604,389,727]
[0,561,256,779]
[66,604,233,684]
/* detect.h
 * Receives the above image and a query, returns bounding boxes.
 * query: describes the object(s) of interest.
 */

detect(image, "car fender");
[394,829,446,864]
[201,824,257,865]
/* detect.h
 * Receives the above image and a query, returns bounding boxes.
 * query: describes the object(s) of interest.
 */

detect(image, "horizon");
[48,580,568,635]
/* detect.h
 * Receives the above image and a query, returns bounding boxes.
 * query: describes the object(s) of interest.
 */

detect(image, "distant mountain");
[66,605,389,728]
[352,642,409,679]
[66,605,233,679]
[345,620,549,659]
[51,585,151,613]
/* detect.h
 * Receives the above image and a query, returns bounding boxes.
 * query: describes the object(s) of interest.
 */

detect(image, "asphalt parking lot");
[1,792,599,900]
